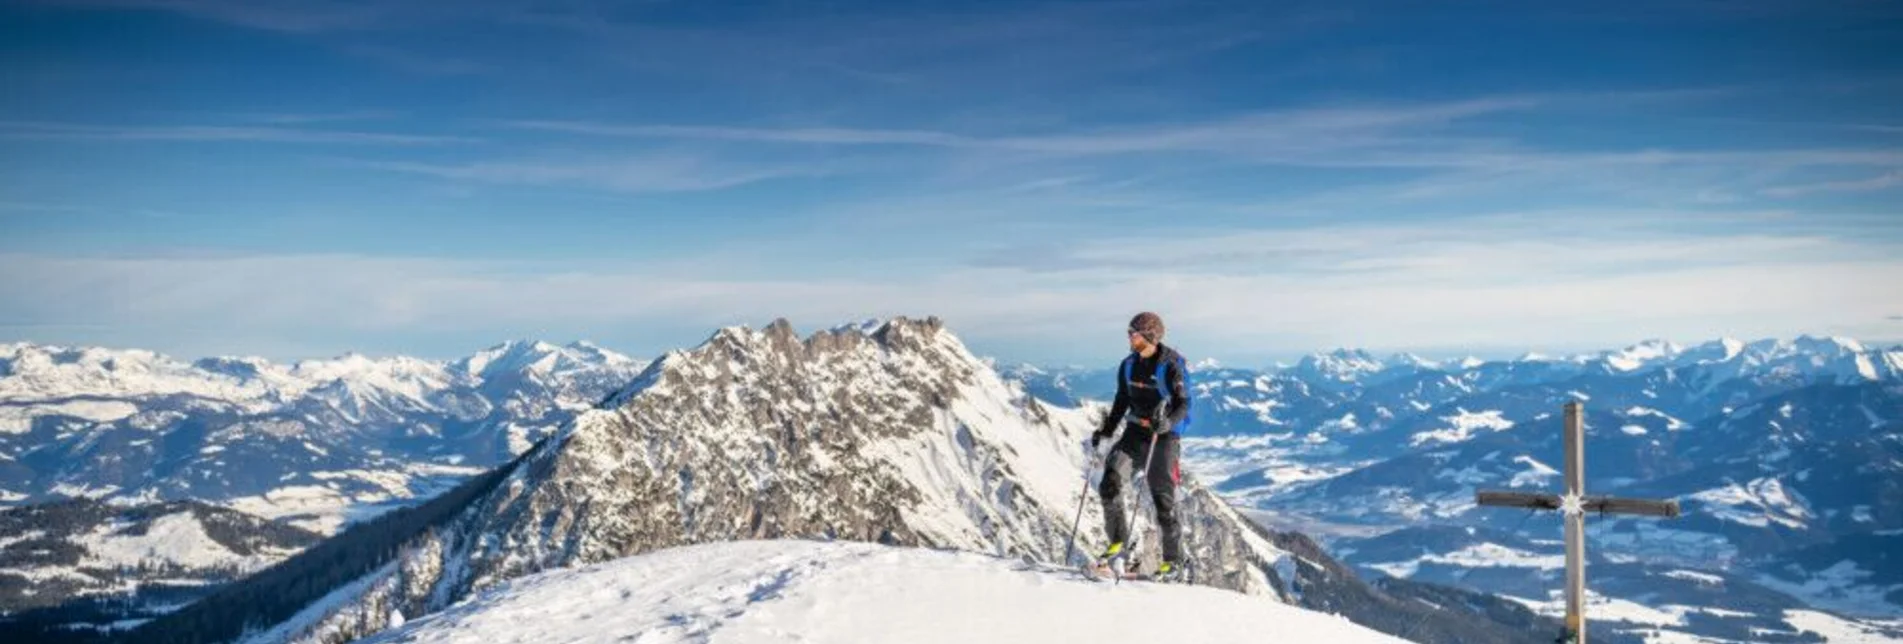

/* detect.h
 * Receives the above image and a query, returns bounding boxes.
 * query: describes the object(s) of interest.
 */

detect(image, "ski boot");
[1153,560,1186,583]
[1086,542,1138,580]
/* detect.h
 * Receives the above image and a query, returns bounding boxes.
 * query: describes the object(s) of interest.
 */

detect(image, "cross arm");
[1582,496,1680,518]
[1476,490,1562,510]
[1476,490,1682,518]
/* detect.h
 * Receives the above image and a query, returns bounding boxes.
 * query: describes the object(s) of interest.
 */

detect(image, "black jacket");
[1100,343,1190,436]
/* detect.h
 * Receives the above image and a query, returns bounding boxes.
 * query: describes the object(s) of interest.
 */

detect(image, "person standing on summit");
[1092,311,1192,581]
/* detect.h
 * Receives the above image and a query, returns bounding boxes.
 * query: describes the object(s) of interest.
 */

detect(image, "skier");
[1091,311,1192,582]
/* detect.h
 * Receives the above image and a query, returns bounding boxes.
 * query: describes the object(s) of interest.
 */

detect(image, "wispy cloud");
[508,94,1903,181]
[0,121,472,145]
[963,215,1866,279]
[493,88,1903,238]
[1762,170,1903,197]
[508,97,1537,162]
[358,155,823,193]
[509,120,977,147]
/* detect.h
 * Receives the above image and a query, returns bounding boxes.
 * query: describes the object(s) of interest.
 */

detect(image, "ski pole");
[1063,441,1099,566]
[1115,429,1163,584]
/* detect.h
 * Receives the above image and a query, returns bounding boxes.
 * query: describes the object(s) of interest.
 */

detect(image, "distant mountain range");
[1005,335,1903,641]
[5,332,1900,643]
[0,340,648,534]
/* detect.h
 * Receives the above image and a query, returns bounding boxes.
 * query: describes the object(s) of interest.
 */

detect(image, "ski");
[1078,557,1188,584]
[1080,551,1178,583]
[1081,561,1148,583]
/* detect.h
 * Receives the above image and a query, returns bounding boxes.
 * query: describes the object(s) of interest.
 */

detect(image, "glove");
[1149,407,1172,434]
[1090,429,1112,448]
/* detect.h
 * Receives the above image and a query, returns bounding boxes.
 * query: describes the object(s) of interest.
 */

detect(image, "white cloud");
[4,219,1897,362]
[964,217,1852,279]
[506,97,1536,161]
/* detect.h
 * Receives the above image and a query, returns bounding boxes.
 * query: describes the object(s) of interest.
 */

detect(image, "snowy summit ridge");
[364,540,1403,644]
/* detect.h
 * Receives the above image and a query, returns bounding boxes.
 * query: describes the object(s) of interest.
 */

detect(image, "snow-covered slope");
[361,540,1403,644]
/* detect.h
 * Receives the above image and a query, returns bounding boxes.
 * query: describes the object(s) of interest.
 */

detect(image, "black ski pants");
[1099,426,1182,563]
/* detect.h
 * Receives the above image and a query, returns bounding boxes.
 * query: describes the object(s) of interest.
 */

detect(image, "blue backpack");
[1121,352,1193,434]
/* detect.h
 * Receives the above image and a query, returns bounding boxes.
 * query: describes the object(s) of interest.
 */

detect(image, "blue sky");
[2,0,1901,366]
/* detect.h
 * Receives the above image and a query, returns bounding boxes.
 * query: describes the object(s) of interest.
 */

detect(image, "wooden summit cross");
[1475,401,1682,644]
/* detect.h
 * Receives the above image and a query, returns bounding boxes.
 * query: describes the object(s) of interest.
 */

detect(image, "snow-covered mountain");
[1157,336,1903,495]
[1260,382,1903,547]
[10,329,1899,643]
[1052,337,1903,642]
[122,318,1561,644]
[1259,336,1898,394]
[124,317,1288,643]
[0,340,648,533]
[990,362,1099,408]
[0,499,321,639]
[358,540,1405,644]
[1285,348,1393,390]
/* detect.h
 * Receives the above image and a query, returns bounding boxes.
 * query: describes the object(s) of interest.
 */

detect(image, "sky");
[1,0,1901,367]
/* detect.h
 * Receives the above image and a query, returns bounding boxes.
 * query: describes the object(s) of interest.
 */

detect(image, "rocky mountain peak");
[154,315,1300,644]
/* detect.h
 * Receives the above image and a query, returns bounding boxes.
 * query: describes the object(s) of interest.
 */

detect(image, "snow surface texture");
[365,540,1402,644]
